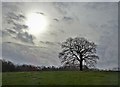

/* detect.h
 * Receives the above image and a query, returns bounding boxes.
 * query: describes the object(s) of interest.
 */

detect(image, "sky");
[1,2,118,69]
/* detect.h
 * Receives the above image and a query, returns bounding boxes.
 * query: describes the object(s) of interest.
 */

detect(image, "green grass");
[2,71,119,85]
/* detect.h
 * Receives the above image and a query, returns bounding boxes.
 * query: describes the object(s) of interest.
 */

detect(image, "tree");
[59,37,99,71]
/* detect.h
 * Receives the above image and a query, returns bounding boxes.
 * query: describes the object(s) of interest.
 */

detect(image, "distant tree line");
[1,59,119,72]
[1,59,90,72]
[1,59,40,72]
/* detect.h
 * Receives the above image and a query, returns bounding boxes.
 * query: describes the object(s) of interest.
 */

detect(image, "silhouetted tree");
[59,37,99,71]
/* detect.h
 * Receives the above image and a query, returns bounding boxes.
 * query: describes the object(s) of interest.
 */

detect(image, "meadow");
[2,71,119,85]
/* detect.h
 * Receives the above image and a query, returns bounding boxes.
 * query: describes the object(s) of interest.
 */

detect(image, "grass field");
[2,71,119,85]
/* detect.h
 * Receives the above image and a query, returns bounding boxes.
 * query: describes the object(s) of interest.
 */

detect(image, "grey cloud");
[2,30,10,37]
[39,41,61,47]
[36,12,45,15]
[51,3,74,23]
[6,29,16,34]
[2,2,20,13]
[53,18,59,22]
[7,18,14,24]
[4,12,27,32]
[53,16,73,22]
[45,41,55,45]
[63,16,73,21]
[59,29,65,33]
[2,4,35,44]
[3,21,34,44]
[84,2,117,10]
[7,12,26,21]
[6,12,27,31]
[19,14,26,19]
[56,42,61,45]
[88,23,98,29]
[13,23,28,31]
[39,41,56,45]
[53,2,70,14]
[96,27,118,69]
[50,32,58,37]
[2,42,61,66]
[16,32,34,44]
[49,29,65,38]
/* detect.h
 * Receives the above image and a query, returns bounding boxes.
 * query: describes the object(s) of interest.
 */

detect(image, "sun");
[25,13,48,36]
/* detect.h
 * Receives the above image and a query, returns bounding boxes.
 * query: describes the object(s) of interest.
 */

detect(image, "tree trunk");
[79,60,83,71]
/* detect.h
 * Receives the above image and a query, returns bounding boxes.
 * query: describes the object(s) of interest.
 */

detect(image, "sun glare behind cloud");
[26,13,48,36]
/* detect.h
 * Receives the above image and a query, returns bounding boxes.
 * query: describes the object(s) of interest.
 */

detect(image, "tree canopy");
[59,37,99,71]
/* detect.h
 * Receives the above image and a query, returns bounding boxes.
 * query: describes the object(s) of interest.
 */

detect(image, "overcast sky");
[1,2,118,69]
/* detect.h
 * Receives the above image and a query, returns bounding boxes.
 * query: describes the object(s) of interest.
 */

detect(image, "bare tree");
[59,37,99,71]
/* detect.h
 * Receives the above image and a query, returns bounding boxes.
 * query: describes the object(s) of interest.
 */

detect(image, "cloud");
[13,23,28,31]
[6,29,16,34]
[39,41,57,45]
[53,18,59,22]
[84,2,117,10]
[2,42,61,66]
[96,21,118,69]
[53,2,69,14]
[7,12,26,21]
[63,16,73,22]
[48,29,66,39]
[2,3,35,45]
[16,32,34,44]
[53,16,73,23]
[35,12,45,15]
[49,32,58,37]
[59,29,65,33]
